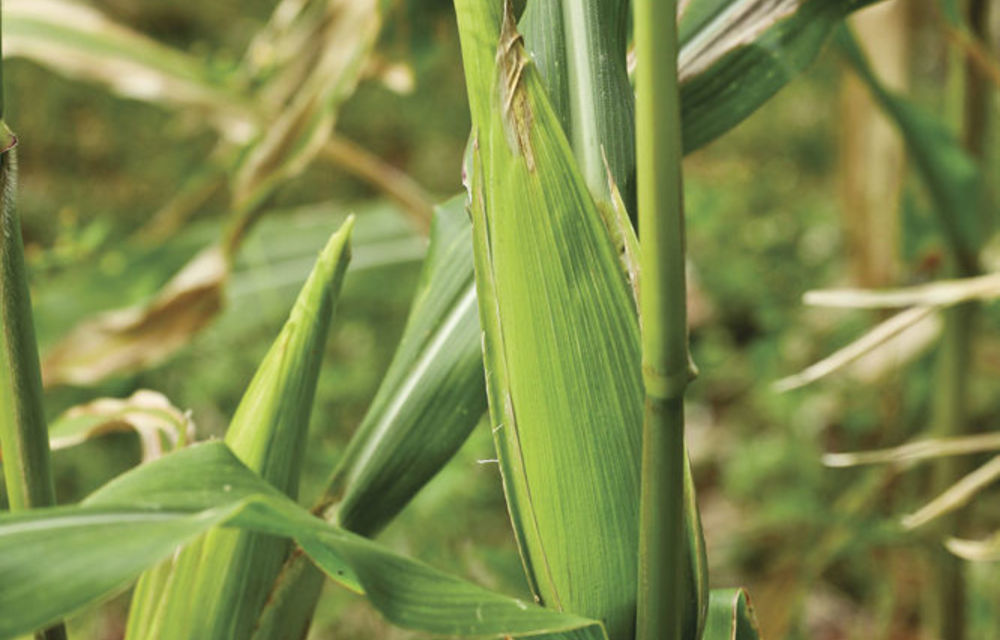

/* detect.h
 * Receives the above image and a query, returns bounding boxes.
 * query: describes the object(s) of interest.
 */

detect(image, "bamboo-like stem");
[634,0,689,639]
[927,3,991,639]
[0,8,67,637]
[0,138,53,511]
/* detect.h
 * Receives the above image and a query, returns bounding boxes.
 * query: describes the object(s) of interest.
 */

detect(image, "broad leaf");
[677,0,885,152]
[252,196,485,639]
[0,442,609,640]
[455,4,703,639]
[125,219,353,640]
[320,195,484,536]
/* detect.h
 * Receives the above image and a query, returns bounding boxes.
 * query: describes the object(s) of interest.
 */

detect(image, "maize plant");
[0,0,906,639]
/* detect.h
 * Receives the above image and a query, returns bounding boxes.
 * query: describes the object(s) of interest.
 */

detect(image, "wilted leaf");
[805,272,1000,309]
[41,246,227,387]
[946,532,1000,562]
[902,455,1000,530]
[774,306,937,392]
[47,390,194,462]
[5,0,256,141]
[231,0,382,208]
[823,432,1000,468]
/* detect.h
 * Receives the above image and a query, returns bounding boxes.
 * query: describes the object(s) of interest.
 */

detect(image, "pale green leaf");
[702,588,762,640]
[252,196,484,639]
[125,218,353,640]
[455,4,704,639]
[677,0,884,152]
[0,442,609,640]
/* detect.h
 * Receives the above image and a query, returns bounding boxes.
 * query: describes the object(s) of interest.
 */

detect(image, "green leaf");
[0,126,60,512]
[835,25,983,274]
[702,588,762,640]
[320,195,484,536]
[125,218,353,640]
[677,0,883,153]
[520,0,636,214]
[252,195,484,640]
[0,442,610,640]
[455,4,704,639]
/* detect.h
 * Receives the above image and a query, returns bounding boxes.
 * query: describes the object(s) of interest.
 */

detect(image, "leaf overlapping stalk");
[0,442,612,640]
[455,2,705,638]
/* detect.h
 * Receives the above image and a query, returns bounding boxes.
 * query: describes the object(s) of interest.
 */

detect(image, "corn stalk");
[0,6,67,638]
[634,0,692,638]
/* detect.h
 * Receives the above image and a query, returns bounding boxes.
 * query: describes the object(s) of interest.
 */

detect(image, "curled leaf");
[48,390,194,462]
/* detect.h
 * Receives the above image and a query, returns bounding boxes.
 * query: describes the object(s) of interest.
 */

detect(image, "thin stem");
[0,141,54,511]
[927,3,992,639]
[0,5,67,633]
[634,0,689,639]
[0,130,69,640]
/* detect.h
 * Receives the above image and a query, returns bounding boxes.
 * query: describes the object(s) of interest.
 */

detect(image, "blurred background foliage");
[2,0,1000,638]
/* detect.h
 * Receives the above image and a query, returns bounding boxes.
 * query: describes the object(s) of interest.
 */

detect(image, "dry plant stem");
[634,0,689,639]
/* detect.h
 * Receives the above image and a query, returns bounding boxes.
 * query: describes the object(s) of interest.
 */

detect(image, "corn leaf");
[804,272,1000,309]
[677,0,884,153]
[455,3,704,639]
[41,246,227,387]
[824,433,1000,468]
[124,218,353,640]
[0,441,610,640]
[947,531,1000,562]
[45,390,194,462]
[702,588,762,640]
[230,0,382,209]
[520,0,635,213]
[251,195,484,640]
[319,195,484,535]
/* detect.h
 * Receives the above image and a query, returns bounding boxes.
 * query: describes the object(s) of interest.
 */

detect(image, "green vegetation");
[1,1,999,639]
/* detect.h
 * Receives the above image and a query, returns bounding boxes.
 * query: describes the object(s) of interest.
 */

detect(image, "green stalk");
[927,4,992,639]
[0,8,67,637]
[634,1,690,640]
[0,132,52,512]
